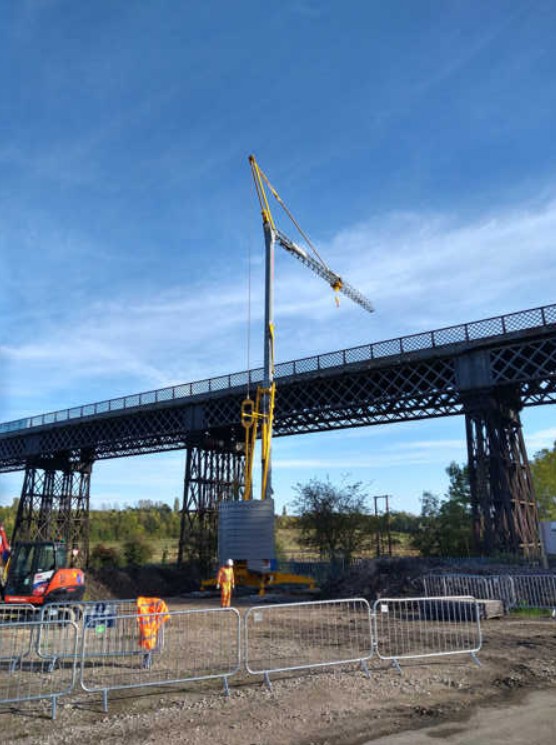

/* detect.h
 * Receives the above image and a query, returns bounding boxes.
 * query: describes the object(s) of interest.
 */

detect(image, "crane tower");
[242,155,375,503]
[213,156,375,591]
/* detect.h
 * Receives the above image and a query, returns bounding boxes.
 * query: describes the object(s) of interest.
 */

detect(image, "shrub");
[123,537,153,566]
[90,543,123,569]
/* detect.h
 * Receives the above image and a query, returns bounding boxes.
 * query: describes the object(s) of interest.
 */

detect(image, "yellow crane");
[242,155,375,503]
[204,157,375,597]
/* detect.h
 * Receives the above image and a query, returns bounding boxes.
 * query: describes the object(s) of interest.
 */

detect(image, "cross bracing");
[1,304,555,472]
[2,303,555,436]
[2,302,556,559]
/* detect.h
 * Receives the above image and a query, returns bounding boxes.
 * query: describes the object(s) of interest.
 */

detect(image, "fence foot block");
[263,672,273,691]
[223,677,230,698]
[359,659,371,679]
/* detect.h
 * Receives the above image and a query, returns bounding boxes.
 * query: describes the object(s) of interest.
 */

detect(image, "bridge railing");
[2,303,555,436]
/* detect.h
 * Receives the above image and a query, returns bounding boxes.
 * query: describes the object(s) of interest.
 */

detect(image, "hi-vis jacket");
[136,596,170,651]
[216,566,235,589]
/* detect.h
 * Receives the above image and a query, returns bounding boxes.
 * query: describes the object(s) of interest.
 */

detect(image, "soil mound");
[88,563,200,600]
[321,556,532,601]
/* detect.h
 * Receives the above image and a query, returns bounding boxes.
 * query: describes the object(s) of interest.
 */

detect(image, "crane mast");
[243,155,374,502]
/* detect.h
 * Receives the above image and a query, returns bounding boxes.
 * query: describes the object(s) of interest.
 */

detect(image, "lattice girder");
[464,388,541,557]
[1,332,556,471]
[177,438,244,569]
[1,309,555,562]
[12,452,92,566]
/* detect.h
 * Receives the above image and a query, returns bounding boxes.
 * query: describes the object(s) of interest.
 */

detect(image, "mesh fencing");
[0,619,78,718]
[244,598,373,677]
[424,572,556,610]
[0,595,486,714]
[80,607,241,707]
[373,597,481,665]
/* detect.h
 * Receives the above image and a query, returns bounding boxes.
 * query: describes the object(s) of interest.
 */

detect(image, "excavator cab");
[3,541,85,606]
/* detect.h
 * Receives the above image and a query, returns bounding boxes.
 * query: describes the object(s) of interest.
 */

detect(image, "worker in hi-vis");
[216,558,235,607]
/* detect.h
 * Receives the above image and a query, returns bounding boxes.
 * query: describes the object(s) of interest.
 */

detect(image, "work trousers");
[220,584,233,608]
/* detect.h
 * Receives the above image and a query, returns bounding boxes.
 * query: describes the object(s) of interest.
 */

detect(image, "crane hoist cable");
[249,155,330,272]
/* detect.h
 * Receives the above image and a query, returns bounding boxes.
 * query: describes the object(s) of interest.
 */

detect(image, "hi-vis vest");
[136,596,170,651]
[216,566,234,588]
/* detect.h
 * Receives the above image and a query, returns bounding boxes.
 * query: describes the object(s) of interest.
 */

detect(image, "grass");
[509,606,556,618]
[91,538,180,564]
[275,525,419,560]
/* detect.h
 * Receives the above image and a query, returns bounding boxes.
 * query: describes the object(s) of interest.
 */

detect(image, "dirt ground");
[2,593,556,745]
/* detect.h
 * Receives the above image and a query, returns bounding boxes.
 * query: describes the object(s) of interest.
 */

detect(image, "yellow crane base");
[200,564,316,596]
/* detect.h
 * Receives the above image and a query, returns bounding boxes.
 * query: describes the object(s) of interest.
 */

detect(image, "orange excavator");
[0,527,85,606]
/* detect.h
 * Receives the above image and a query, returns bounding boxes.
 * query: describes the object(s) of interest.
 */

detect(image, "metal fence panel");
[373,596,481,666]
[244,598,373,680]
[40,598,138,624]
[35,600,141,666]
[0,603,38,624]
[510,574,556,609]
[0,604,38,665]
[424,572,556,610]
[423,574,514,607]
[0,619,78,719]
[80,608,241,710]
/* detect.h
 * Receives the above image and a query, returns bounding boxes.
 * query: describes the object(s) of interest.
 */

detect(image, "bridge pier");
[12,450,93,566]
[178,436,244,573]
[463,388,541,558]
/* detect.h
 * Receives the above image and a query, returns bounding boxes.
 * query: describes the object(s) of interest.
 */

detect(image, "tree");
[530,441,556,519]
[445,461,471,507]
[388,510,420,534]
[292,477,372,562]
[412,491,443,556]
[412,463,473,557]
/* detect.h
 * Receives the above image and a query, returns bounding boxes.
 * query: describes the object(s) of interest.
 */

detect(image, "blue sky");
[1,1,556,515]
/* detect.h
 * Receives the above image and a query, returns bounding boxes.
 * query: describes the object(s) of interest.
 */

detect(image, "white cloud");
[323,197,556,327]
[1,281,263,409]
[525,427,556,455]
[3,192,556,419]
[274,437,466,470]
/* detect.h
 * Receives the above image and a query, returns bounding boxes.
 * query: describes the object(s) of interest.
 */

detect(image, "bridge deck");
[1,303,555,471]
